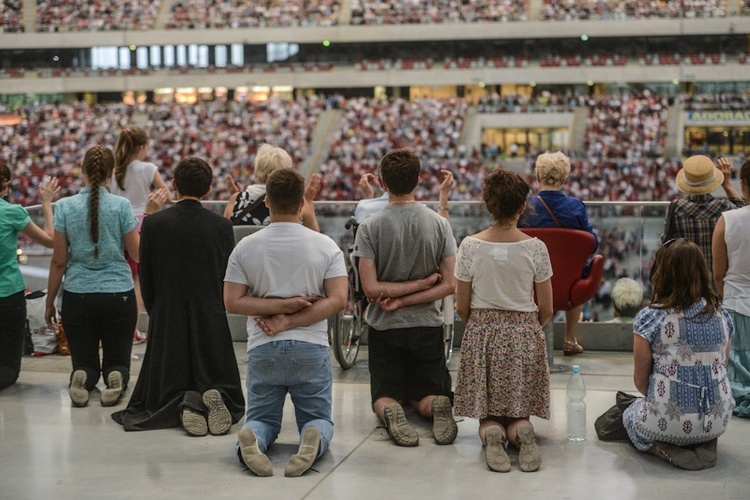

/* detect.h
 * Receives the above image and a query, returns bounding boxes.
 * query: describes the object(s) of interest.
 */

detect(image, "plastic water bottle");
[566,365,586,442]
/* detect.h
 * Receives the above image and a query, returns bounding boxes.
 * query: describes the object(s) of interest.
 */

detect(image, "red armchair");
[520,228,604,311]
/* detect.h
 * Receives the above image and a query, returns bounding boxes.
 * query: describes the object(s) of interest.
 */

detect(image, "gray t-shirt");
[353,204,456,330]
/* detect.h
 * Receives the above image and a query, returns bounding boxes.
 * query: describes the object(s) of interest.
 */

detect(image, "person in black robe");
[112,157,244,434]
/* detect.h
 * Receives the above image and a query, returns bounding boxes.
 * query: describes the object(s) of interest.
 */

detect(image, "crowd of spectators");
[1,97,323,205]
[165,0,340,29]
[36,0,160,32]
[0,0,24,33]
[541,0,728,21]
[318,97,484,202]
[477,92,582,113]
[680,91,750,111]
[3,0,747,33]
[350,0,527,24]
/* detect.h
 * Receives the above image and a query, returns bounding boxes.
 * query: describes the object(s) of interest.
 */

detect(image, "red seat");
[519,228,604,311]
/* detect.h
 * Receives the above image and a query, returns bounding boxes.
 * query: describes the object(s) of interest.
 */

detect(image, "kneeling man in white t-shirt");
[224,168,347,477]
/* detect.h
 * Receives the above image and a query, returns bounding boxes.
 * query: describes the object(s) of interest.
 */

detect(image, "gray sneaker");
[285,427,321,477]
[516,425,542,472]
[431,396,458,445]
[485,426,511,472]
[202,389,232,435]
[100,371,123,407]
[180,407,208,437]
[238,428,273,477]
[383,402,419,447]
[69,370,89,407]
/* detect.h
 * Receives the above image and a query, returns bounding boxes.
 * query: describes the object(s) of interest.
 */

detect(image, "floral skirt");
[454,309,550,420]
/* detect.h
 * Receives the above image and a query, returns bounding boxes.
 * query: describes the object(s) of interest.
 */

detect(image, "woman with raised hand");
[111,127,172,343]
[46,146,165,407]
[0,163,59,389]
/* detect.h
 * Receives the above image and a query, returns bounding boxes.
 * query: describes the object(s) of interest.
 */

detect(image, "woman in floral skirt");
[454,169,553,473]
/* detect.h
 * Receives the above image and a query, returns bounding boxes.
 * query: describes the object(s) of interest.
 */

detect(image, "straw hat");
[676,155,724,195]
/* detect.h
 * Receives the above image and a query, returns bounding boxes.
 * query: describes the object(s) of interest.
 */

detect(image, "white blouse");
[455,236,552,313]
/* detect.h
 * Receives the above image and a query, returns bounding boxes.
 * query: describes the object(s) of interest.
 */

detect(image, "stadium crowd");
[541,0,728,21]
[350,0,527,24]
[165,0,340,29]
[35,0,160,32]
[0,97,323,205]
[0,0,23,33]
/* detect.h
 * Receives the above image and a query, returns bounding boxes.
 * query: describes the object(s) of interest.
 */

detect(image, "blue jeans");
[238,341,333,459]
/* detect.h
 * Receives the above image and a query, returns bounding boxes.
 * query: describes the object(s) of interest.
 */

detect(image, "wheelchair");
[328,216,455,369]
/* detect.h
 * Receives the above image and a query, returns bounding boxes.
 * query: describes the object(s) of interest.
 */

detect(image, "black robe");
[112,200,245,431]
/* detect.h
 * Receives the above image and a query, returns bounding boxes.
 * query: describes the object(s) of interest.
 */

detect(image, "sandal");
[563,340,584,356]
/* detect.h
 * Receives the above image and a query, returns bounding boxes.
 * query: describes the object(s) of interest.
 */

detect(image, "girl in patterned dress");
[624,239,734,469]
[454,169,554,472]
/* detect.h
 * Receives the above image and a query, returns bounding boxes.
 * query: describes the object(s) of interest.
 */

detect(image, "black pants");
[62,290,137,390]
[0,291,25,389]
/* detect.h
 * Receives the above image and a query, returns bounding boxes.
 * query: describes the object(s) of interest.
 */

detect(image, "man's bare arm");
[255,276,348,336]
[358,257,441,301]
[224,281,319,316]
[379,255,456,311]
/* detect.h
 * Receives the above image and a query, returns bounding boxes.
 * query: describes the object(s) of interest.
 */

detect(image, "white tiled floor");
[2,346,749,499]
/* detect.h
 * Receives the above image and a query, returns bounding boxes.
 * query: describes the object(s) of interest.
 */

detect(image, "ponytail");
[114,127,148,191]
[82,146,115,259]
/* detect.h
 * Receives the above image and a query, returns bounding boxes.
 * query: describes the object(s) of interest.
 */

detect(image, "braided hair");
[82,146,115,259]
[114,127,148,191]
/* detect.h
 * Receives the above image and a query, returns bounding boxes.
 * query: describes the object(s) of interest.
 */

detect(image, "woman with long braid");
[110,127,172,343]
[45,146,165,407]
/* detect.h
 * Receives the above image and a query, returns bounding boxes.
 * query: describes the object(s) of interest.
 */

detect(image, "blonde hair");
[114,127,149,190]
[254,144,293,183]
[611,278,643,317]
[535,151,571,187]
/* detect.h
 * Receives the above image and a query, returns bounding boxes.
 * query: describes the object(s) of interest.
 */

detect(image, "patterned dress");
[623,302,735,451]
[453,237,552,420]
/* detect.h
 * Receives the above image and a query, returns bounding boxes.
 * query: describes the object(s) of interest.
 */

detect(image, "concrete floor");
[2,345,750,500]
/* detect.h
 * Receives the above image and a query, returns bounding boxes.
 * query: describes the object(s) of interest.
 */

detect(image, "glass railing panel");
[19,200,668,322]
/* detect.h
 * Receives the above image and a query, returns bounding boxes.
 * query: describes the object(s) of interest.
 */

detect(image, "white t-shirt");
[722,206,750,316]
[109,160,158,216]
[224,222,347,351]
[454,236,552,312]
[354,193,389,223]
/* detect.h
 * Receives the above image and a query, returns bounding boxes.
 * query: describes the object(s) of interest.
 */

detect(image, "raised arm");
[254,276,348,336]
[378,255,456,312]
[437,169,454,220]
[151,171,174,204]
[712,215,728,297]
[717,157,741,200]
[358,257,442,301]
[21,177,60,248]
[300,173,321,232]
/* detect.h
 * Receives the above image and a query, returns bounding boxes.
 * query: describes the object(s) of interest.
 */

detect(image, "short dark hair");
[174,157,212,198]
[378,149,420,195]
[266,168,305,215]
[482,169,530,224]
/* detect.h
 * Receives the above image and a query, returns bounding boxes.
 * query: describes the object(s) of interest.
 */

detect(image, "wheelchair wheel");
[443,323,454,366]
[332,291,363,370]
